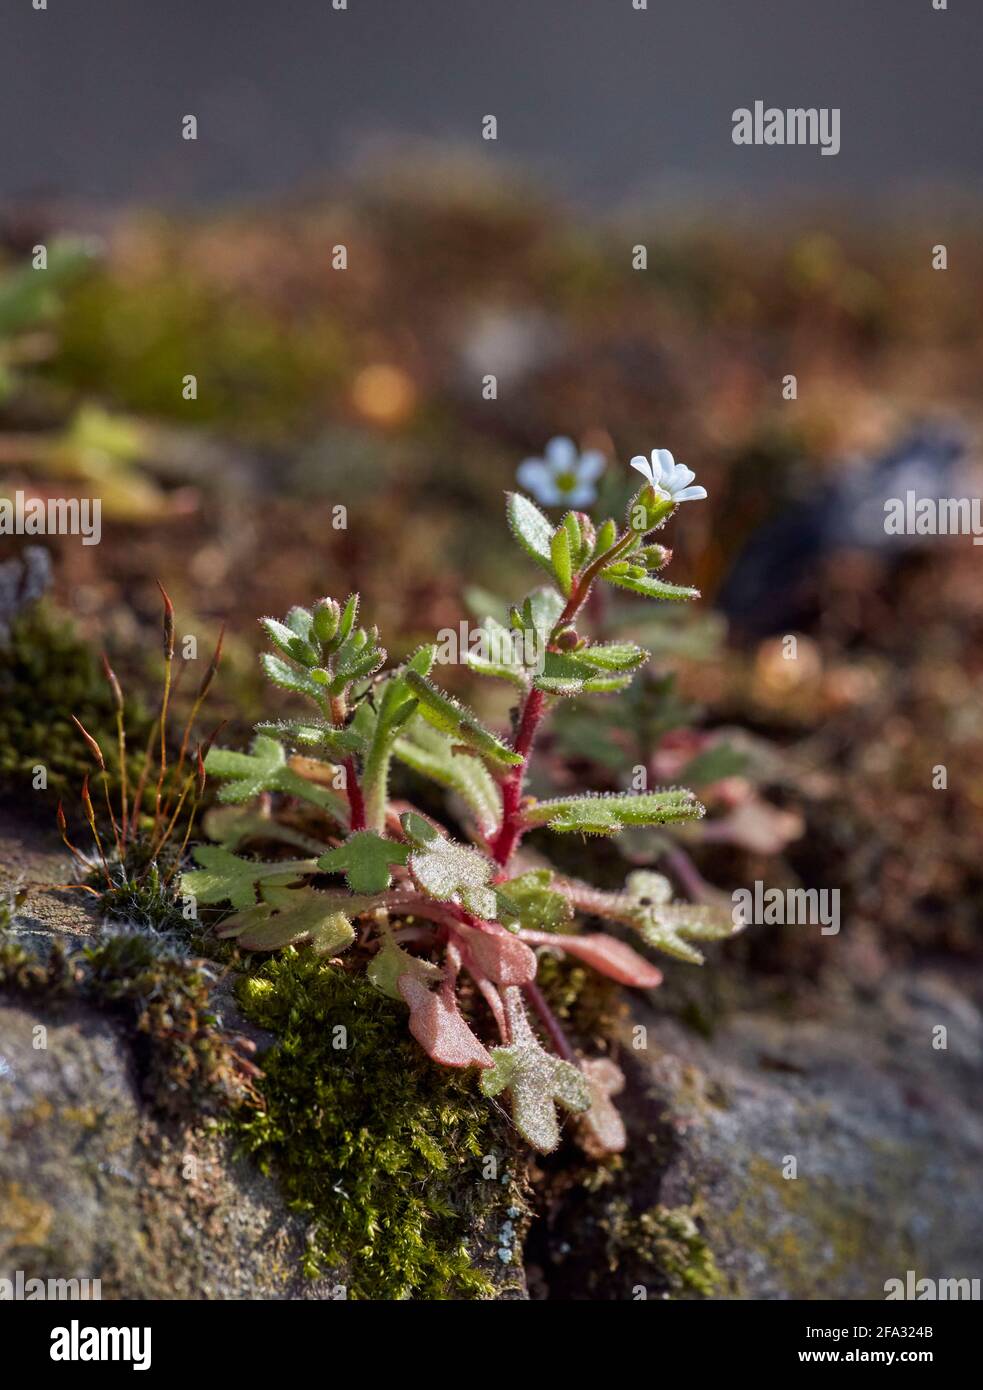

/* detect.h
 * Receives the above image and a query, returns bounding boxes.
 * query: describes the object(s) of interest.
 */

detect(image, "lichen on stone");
[0,928,258,1119]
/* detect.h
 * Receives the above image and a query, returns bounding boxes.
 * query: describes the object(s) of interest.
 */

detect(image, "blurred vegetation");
[1,168,981,978]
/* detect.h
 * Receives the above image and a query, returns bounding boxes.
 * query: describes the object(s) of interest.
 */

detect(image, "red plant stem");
[490,529,639,870]
[549,528,637,638]
[490,685,547,867]
[343,756,366,831]
[523,980,578,1064]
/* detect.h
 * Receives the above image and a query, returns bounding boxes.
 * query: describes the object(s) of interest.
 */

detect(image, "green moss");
[535,952,623,1046]
[96,858,188,935]
[617,1202,721,1297]
[0,601,118,796]
[233,950,524,1300]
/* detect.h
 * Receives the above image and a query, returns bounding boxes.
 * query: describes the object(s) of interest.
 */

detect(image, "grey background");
[0,0,979,208]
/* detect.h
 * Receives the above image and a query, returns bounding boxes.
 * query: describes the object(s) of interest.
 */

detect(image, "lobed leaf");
[401,811,498,919]
[367,929,442,1001]
[215,883,355,956]
[578,1058,627,1156]
[204,735,348,821]
[493,870,573,932]
[202,805,329,856]
[317,830,410,894]
[609,870,744,965]
[479,987,590,1153]
[255,718,367,759]
[181,844,315,910]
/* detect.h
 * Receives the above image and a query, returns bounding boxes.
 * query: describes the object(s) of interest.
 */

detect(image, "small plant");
[183,448,744,1153]
[58,583,224,909]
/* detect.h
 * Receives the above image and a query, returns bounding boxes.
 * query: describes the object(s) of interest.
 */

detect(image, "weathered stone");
[0,807,526,1299]
[534,974,983,1299]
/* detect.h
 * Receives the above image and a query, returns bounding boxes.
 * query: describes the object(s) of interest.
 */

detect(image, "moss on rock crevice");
[233,950,528,1300]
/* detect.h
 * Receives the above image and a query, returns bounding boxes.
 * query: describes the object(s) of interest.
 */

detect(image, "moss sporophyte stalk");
[168,446,746,1156]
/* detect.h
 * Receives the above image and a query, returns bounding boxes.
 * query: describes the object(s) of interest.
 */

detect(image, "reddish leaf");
[578,1057,627,1157]
[398,974,493,1069]
[454,921,537,985]
[520,930,662,988]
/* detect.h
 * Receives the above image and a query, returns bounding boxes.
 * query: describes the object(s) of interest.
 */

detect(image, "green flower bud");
[312,598,341,644]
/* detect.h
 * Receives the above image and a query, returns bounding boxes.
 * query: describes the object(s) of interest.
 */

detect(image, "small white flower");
[517,437,606,507]
[629,448,707,503]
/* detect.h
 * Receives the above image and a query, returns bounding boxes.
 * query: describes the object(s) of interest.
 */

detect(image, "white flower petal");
[544,436,577,473]
[576,450,606,484]
[653,448,676,476]
[673,485,708,502]
[630,455,656,485]
[517,458,552,490]
[518,459,566,504]
[565,484,597,507]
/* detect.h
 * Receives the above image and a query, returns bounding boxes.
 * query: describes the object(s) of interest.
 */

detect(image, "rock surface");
[0,807,346,1298]
[0,808,526,1300]
[5,806,981,1300]
[533,971,983,1299]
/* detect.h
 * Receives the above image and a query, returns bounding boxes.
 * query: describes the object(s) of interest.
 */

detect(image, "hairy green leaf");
[393,718,502,838]
[549,524,573,597]
[493,870,573,932]
[622,870,740,964]
[202,805,330,856]
[255,718,367,758]
[401,811,497,918]
[181,844,315,910]
[367,928,442,1000]
[204,735,348,820]
[404,671,521,767]
[216,883,355,956]
[506,491,555,574]
[317,830,410,894]
[361,646,433,829]
[576,642,650,673]
[521,789,704,835]
[259,651,328,700]
[601,567,700,602]
[260,616,319,667]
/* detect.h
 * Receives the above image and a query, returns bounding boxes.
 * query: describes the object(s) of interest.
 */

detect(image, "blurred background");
[1,0,982,1299]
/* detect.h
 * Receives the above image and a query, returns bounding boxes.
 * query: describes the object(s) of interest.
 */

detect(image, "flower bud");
[571,511,595,561]
[312,598,341,644]
[639,544,671,571]
[592,517,618,558]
